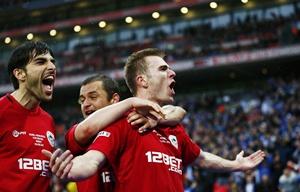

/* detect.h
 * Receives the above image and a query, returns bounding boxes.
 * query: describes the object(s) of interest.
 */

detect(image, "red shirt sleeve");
[65,124,87,155]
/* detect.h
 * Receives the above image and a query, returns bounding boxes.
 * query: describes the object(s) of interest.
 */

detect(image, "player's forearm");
[68,150,105,181]
[197,151,241,172]
[159,105,186,126]
[75,98,136,145]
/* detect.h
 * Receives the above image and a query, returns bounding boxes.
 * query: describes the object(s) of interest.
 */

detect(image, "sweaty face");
[144,56,176,105]
[23,52,56,102]
[78,81,112,118]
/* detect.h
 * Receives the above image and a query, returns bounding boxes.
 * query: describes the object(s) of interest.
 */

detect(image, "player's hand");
[234,150,265,171]
[127,111,158,133]
[129,97,165,120]
[42,149,74,179]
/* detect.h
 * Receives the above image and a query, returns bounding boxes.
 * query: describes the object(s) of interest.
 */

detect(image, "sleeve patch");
[97,131,111,138]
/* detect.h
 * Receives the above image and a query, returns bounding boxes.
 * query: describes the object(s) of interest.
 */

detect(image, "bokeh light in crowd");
[73,25,81,32]
[210,2,218,9]
[49,29,57,36]
[180,7,189,14]
[4,37,11,44]
[26,33,34,40]
[125,16,133,24]
[98,21,106,28]
[152,12,160,19]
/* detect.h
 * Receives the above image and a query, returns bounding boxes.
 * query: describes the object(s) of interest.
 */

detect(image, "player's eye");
[90,96,98,100]
[78,98,85,104]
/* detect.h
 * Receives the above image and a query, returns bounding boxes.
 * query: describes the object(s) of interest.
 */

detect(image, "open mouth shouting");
[42,75,55,96]
[169,80,176,96]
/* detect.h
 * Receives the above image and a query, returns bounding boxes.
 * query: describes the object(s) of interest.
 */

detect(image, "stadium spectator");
[278,167,298,192]
[0,41,56,192]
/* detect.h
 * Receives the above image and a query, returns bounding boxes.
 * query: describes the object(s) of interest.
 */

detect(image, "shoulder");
[107,116,130,129]
[69,124,78,131]
[162,124,191,142]
[38,108,55,131]
[0,95,12,118]
[39,107,54,120]
[65,124,78,136]
[96,116,133,139]
[0,94,10,107]
[158,124,187,138]
[168,123,186,133]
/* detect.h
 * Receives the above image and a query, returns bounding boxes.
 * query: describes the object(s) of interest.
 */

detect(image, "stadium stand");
[1,1,300,86]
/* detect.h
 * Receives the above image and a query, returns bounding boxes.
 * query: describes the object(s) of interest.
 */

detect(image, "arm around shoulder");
[160,105,186,126]
[74,97,143,145]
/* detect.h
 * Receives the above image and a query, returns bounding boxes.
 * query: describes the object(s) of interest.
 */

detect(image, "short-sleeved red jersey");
[65,125,114,192]
[0,94,56,192]
[89,117,201,192]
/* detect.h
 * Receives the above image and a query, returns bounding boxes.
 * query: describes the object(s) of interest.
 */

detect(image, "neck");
[136,90,162,106]
[11,89,40,110]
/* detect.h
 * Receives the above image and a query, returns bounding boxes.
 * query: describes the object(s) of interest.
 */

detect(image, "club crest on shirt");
[168,135,178,149]
[46,131,55,147]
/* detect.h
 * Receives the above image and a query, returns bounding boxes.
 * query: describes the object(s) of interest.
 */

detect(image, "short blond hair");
[124,48,165,95]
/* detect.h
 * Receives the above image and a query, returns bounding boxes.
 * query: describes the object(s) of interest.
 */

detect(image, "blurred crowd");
[179,77,300,192]
[1,3,300,84]
[49,77,300,192]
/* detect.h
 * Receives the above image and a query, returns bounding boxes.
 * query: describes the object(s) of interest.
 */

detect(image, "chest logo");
[46,131,55,147]
[168,135,178,149]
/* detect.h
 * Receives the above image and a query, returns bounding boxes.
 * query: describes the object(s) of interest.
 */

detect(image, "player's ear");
[110,93,120,104]
[13,68,26,81]
[136,74,148,88]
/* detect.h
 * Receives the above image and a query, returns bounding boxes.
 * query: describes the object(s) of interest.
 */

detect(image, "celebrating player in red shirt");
[45,48,265,192]
[64,74,186,192]
[0,41,56,192]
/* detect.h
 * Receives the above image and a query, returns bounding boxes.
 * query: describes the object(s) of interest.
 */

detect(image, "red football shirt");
[65,125,114,192]
[89,117,201,192]
[0,94,55,192]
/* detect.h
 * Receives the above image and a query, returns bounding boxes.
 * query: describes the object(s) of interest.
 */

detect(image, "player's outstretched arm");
[75,97,164,145]
[196,150,265,172]
[42,149,105,180]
